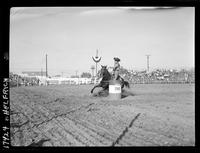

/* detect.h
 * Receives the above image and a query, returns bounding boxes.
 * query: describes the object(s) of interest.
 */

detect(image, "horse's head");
[100,65,108,78]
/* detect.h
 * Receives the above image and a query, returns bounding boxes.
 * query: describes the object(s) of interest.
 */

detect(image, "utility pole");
[41,68,43,77]
[146,55,151,72]
[92,49,101,77]
[91,65,95,78]
[17,75,19,87]
[46,54,47,77]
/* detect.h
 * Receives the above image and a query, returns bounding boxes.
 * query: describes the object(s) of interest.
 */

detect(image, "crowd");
[9,68,194,87]
[120,68,195,84]
[9,72,40,87]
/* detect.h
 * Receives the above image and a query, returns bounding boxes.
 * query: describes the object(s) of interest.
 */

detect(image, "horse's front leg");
[91,84,101,93]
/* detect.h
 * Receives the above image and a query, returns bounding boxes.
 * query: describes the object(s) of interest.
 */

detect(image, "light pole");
[91,65,95,78]
[146,54,151,72]
[46,54,48,77]
[92,49,101,77]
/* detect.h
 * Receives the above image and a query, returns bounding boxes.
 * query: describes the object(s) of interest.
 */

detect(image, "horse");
[90,65,130,94]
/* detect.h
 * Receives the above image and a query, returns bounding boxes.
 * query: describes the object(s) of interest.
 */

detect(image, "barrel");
[109,80,121,100]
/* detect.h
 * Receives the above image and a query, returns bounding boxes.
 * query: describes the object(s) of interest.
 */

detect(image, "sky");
[10,7,194,77]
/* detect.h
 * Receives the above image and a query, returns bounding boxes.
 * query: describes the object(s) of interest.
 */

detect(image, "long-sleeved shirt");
[113,63,120,71]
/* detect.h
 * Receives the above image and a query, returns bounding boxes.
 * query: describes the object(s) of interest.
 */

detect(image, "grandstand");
[9,68,194,88]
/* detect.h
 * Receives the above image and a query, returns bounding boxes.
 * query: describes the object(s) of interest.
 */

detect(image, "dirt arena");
[10,83,195,146]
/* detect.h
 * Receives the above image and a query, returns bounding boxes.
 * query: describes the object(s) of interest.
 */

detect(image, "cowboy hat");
[114,57,120,62]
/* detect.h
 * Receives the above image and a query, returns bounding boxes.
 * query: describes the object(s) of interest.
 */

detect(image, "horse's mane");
[102,68,111,80]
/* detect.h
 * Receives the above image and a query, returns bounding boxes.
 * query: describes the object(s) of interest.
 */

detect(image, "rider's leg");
[114,71,119,80]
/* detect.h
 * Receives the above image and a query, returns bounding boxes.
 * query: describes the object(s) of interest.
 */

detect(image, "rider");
[113,57,120,80]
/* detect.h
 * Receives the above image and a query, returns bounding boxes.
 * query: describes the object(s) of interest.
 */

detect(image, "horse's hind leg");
[121,83,124,89]
[91,84,101,93]
[120,79,125,89]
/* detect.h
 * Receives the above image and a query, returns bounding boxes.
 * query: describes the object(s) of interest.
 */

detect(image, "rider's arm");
[113,63,118,71]
[114,63,120,71]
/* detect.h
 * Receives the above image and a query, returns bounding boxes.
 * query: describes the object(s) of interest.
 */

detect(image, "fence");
[9,69,195,88]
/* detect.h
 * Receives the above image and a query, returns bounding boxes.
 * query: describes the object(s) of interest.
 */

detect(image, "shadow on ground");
[92,89,134,99]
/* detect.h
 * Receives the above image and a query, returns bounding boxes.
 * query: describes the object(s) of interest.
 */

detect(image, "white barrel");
[109,80,121,100]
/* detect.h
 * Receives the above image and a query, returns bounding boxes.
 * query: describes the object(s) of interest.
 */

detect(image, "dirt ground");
[10,83,195,146]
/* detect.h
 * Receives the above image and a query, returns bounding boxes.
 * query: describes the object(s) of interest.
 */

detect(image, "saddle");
[111,74,123,82]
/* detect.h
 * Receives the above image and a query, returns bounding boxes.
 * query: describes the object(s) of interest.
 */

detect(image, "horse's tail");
[124,81,130,88]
